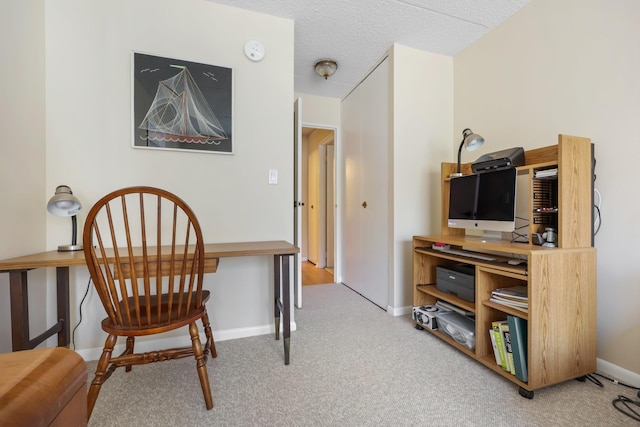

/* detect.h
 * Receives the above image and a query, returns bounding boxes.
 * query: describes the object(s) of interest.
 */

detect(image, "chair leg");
[202,310,217,359]
[125,336,135,372]
[190,322,213,410]
[87,334,117,420]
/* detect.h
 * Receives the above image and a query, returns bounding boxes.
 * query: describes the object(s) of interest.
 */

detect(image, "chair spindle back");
[83,187,205,331]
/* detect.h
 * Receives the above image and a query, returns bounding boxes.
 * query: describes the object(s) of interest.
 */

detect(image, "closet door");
[342,58,389,309]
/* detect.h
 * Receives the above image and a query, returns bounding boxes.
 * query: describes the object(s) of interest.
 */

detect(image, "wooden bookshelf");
[413,135,597,398]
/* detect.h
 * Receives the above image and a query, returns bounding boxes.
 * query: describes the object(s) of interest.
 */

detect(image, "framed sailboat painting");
[132,52,233,154]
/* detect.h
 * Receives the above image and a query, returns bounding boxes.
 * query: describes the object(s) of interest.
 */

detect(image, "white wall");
[0,0,48,353]
[294,93,341,127]
[454,0,640,383]
[390,44,454,312]
[0,0,294,358]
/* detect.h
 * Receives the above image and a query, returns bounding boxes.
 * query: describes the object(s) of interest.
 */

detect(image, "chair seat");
[102,290,210,336]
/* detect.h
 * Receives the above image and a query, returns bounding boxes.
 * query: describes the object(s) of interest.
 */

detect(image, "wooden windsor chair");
[82,186,216,419]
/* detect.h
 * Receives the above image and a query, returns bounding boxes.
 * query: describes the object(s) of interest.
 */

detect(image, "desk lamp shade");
[47,185,83,251]
[451,128,485,177]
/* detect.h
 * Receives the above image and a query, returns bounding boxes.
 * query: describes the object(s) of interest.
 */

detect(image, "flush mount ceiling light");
[314,60,338,79]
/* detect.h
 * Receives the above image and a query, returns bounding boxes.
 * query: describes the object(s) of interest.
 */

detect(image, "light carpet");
[87,283,637,426]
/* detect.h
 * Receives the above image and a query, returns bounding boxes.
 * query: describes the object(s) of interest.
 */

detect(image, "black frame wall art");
[132,52,233,154]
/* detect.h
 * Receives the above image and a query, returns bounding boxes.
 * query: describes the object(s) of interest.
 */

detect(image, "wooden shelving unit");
[413,134,596,398]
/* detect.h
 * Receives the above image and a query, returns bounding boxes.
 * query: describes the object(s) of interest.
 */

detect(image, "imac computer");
[447,173,479,230]
[447,168,517,241]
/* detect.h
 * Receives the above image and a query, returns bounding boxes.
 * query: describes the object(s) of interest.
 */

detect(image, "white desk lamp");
[47,185,83,251]
[450,128,485,177]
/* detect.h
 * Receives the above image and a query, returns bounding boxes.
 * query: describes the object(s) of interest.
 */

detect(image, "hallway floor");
[302,261,334,285]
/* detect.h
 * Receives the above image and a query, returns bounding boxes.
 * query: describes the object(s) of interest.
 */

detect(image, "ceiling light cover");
[315,60,338,79]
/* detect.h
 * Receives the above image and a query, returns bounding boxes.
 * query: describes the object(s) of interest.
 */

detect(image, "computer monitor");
[475,168,517,233]
[447,168,517,241]
[447,174,479,230]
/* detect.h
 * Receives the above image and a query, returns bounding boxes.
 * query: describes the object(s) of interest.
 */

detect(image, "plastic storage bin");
[434,311,476,349]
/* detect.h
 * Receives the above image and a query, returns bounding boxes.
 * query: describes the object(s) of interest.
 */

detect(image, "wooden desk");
[0,241,299,365]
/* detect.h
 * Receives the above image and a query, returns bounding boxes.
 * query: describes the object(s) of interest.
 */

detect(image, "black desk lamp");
[47,185,83,251]
[450,128,485,177]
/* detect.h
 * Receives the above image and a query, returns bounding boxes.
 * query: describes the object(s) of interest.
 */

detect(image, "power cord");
[612,395,640,422]
[593,188,602,236]
[71,277,92,350]
[593,157,601,237]
[510,216,530,244]
[585,373,603,387]
[585,373,640,422]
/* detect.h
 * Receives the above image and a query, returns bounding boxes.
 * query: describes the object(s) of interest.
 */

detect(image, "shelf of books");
[488,315,528,383]
[484,285,529,382]
[480,279,531,386]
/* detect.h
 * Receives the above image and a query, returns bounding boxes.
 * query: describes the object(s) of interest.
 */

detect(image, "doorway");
[302,126,335,285]
[302,261,334,285]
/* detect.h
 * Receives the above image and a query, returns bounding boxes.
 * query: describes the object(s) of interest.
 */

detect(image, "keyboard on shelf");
[437,248,496,261]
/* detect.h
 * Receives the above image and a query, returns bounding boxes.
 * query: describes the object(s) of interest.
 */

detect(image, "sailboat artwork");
[139,64,228,144]
[133,52,233,153]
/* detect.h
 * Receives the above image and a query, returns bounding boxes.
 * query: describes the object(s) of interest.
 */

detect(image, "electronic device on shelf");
[412,304,449,330]
[436,263,476,302]
[448,168,517,241]
[448,174,477,225]
[471,147,525,173]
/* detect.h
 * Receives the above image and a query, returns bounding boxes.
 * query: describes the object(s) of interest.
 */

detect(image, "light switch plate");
[268,169,278,184]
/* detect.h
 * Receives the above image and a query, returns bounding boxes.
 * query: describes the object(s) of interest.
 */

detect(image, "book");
[535,168,558,178]
[501,323,516,375]
[507,315,528,383]
[492,285,528,301]
[489,329,501,365]
[489,298,529,313]
[489,296,528,308]
[491,321,508,371]
[491,286,529,312]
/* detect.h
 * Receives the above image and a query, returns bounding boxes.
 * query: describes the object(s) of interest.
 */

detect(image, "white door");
[293,97,303,308]
[325,143,335,269]
[343,102,364,295]
[342,58,389,308]
[307,140,319,265]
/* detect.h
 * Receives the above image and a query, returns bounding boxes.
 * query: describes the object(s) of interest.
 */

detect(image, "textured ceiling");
[208,0,531,99]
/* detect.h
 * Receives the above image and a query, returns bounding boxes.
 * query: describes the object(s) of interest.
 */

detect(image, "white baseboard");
[76,321,297,362]
[388,305,412,316]
[597,358,640,388]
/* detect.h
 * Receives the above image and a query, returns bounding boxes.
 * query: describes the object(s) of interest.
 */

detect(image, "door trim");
[298,122,340,286]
